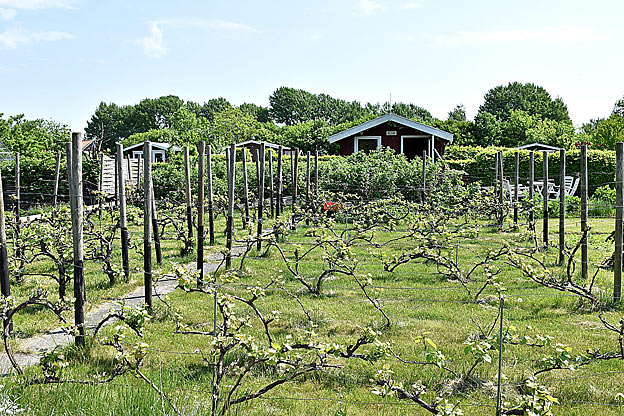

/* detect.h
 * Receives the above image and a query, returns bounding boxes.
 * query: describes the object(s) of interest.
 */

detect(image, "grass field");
[4,207,624,415]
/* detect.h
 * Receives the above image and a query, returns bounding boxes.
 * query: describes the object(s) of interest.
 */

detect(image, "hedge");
[445,145,615,195]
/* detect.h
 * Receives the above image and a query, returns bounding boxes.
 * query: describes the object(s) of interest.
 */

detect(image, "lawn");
[4,202,624,416]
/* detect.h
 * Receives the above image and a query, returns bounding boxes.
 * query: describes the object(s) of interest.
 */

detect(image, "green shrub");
[445,145,615,196]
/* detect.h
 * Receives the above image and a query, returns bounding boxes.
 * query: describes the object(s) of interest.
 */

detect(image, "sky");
[0,0,623,132]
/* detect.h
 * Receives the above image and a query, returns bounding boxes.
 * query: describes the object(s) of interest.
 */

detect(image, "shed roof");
[124,141,182,152]
[329,113,454,144]
[223,140,294,152]
[514,143,561,152]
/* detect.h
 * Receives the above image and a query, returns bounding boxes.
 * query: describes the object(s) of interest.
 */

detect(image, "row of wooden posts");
[493,145,621,302]
[0,135,321,346]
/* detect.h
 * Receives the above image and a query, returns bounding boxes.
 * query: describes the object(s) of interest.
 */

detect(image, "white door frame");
[354,136,381,154]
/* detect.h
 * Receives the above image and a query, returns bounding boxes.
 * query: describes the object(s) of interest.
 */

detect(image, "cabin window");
[354,136,381,154]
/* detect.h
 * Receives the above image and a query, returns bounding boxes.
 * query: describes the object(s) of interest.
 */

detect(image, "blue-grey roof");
[329,113,454,144]
[124,141,182,152]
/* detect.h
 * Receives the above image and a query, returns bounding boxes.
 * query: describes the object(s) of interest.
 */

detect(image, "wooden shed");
[329,113,453,160]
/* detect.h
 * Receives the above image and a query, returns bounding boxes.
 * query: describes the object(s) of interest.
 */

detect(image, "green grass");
[4,208,624,415]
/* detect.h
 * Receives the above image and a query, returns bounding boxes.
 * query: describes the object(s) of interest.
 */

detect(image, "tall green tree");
[0,114,70,157]
[479,82,571,123]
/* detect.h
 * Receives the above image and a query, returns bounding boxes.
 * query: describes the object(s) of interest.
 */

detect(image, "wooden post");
[257,143,265,252]
[143,141,153,312]
[580,145,588,281]
[498,151,504,228]
[614,143,623,303]
[207,145,215,245]
[226,143,236,269]
[117,144,130,280]
[184,146,193,249]
[98,153,104,219]
[113,154,118,207]
[543,151,549,247]
[70,133,85,346]
[242,147,250,228]
[137,155,142,186]
[529,152,535,226]
[53,150,62,206]
[306,151,311,225]
[315,149,319,199]
[494,152,499,208]
[277,146,283,216]
[197,141,205,286]
[292,150,298,207]
[514,151,519,225]
[0,164,11,333]
[255,150,260,219]
[422,150,427,202]
[14,153,20,261]
[66,143,72,209]
[269,149,275,219]
[151,179,162,265]
[14,153,20,227]
[559,149,566,266]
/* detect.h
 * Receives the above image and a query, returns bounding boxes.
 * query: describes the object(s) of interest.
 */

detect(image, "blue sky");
[0,0,622,131]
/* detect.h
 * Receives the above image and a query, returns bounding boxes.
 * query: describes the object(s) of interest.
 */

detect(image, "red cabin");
[329,113,453,160]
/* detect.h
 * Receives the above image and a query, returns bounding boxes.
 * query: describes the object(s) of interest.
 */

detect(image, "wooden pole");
[269,149,275,219]
[117,144,130,280]
[277,146,283,216]
[53,150,65,203]
[422,150,427,202]
[226,143,236,269]
[293,149,299,207]
[184,146,193,249]
[306,151,311,225]
[207,145,215,245]
[113,153,118,207]
[151,179,162,265]
[257,144,265,252]
[197,141,205,286]
[98,153,104,219]
[70,133,85,346]
[314,149,319,199]
[14,152,20,227]
[529,152,535,227]
[559,149,566,266]
[498,151,504,228]
[543,151,549,247]
[242,147,250,228]
[66,142,72,209]
[514,151,519,225]
[143,141,153,311]
[0,164,11,333]
[614,143,623,303]
[580,145,589,281]
[14,153,20,261]
[494,152,499,201]
[53,150,62,206]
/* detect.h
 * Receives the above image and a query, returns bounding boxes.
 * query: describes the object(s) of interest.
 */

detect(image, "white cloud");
[401,2,421,10]
[0,25,73,48]
[353,0,384,15]
[0,7,16,19]
[436,26,610,46]
[136,18,260,58]
[0,0,75,10]
[307,33,324,41]
[138,21,166,58]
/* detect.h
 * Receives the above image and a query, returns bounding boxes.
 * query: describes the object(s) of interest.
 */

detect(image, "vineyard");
[0,139,623,416]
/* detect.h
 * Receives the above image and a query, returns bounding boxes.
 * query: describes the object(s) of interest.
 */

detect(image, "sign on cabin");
[386,131,397,136]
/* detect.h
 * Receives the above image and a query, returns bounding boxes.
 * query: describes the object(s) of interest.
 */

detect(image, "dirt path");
[0,246,247,375]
